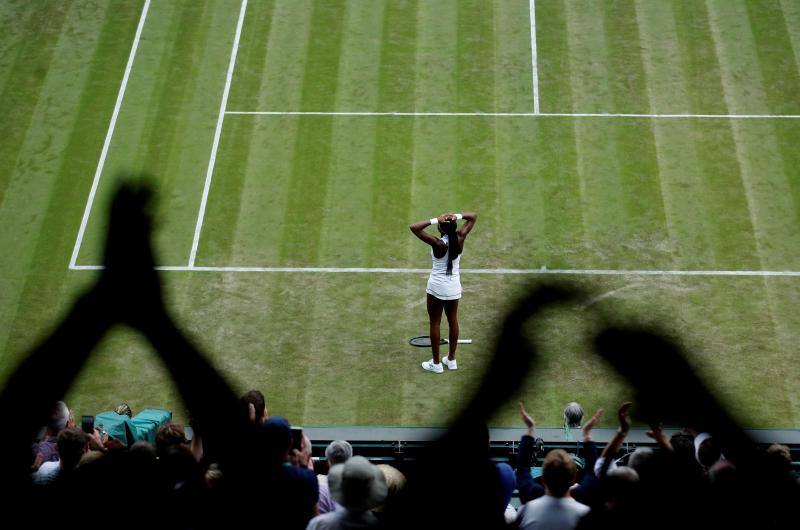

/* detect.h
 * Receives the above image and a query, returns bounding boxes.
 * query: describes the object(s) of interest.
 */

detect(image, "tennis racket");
[409,336,473,347]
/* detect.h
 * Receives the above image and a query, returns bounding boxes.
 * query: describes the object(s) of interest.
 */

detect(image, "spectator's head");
[670,433,695,464]
[563,402,583,428]
[46,401,70,434]
[765,444,793,478]
[695,433,721,469]
[374,464,406,513]
[240,389,268,424]
[328,456,388,513]
[628,447,655,478]
[542,449,577,497]
[603,466,639,508]
[114,403,132,418]
[57,427,90,472]
[155,421,186,455]
[261,416,292,463]
[325,440,353,469]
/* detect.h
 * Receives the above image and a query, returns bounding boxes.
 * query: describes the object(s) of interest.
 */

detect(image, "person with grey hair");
[317,440,353,514]
[32,401,71,466]
[563,402,584,441]
[627,447,654,478]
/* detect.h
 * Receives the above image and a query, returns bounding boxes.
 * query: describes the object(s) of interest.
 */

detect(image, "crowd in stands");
[3,186,800,529]
[23,393,800,530]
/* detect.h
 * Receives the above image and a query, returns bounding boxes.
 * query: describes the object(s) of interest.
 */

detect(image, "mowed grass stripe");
[747,1,800,115]
[669,2,760,270]
[532,0,588,268]
[670,0,728,115]
[780,0,800,76]
[0,1,128,370]
[131,2,213,264]
[0,1,71,207]
[493,0,532,113]
[704,1,800,420]
[706,1,800,270]
[455,0,499,249]
[635,2,717,269]
[407,0,457,265]
[198,0,277,265]
[365,0,417,268]
[317,3,385,267]
[602,2,671,268]
[564,0,613,114]
[536,0,575,114]
[564,2,633,269]
[276,1,346,265]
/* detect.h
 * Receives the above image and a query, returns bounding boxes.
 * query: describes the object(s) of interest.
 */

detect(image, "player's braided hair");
[442,220,461,276]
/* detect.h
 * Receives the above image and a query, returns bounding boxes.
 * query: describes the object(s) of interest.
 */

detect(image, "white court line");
[529,0,540,114]
[225,110,800,119]
[68,0,151,269]
[187,0,248,267]
[69,265,800,277]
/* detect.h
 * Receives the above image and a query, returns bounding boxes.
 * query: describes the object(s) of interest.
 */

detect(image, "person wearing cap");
[306,456,388,530]
[260,416,319,529]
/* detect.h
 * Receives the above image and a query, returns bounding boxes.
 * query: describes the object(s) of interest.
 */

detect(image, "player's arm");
[457,211,477,240]
[410,215,448,250]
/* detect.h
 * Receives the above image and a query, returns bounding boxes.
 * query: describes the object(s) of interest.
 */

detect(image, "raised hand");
[617,402,633,434]
[582,408,604,441]
[518,401,535,436]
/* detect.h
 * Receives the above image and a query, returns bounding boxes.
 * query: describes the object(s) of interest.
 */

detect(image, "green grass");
[2,0,800,430]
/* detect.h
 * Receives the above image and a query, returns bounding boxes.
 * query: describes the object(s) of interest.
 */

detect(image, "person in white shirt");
[516,449,590,530]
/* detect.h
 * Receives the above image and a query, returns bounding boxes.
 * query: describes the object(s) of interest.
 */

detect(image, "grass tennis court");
[2,0,800,429]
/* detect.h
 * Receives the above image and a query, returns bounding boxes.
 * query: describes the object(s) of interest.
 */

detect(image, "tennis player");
[409,211,477,373]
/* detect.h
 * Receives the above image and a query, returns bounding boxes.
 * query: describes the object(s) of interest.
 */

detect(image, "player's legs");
[443,299,459,360]
[427,293,445,364]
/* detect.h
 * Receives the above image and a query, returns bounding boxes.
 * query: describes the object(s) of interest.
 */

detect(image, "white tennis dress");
[426,234,462,300]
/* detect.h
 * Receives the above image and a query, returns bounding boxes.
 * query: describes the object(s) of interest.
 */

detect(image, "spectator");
[318,440,353,513]
[563,402,584,441]
[241,389,268,424]
[115,403,132,418]
[260,416,319,529]
[32,401,70,465]
[516,403,603,506]
[593,402,632,477]
[694,432,722,471]
[516,449,590,530]
[306,456,387,530]
[32,427,89,485]
[155,421,187,456]
[373,464,406,518]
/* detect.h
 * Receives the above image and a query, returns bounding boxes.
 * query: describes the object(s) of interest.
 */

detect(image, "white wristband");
[455,213,463,220]
[429,218,438,225]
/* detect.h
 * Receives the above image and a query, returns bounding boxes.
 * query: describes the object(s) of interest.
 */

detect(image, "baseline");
[224,110,800,119]
[68,265,800,277]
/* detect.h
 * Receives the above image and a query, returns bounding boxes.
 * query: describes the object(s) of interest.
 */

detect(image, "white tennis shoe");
[421,360,443,374]
[442,356,458,370]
